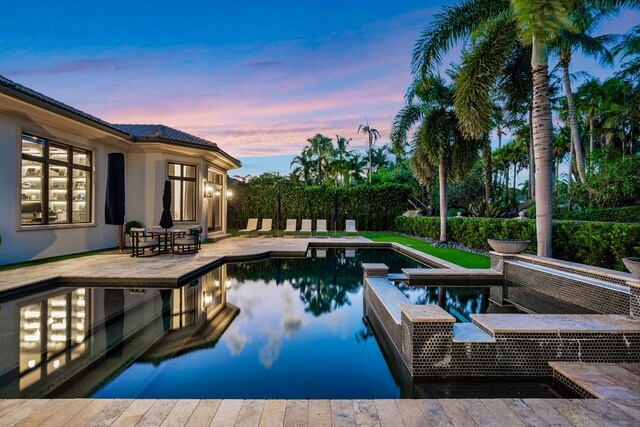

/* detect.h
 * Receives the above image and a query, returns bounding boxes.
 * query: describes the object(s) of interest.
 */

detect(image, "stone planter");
[487,238,530,254]
[623,258,640,279]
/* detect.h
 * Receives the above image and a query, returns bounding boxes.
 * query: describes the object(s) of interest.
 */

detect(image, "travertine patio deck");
[0,237,368,296]
[1,398,639,426]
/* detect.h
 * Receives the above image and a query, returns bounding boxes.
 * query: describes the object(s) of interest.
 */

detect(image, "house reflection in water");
[0,265,238,398]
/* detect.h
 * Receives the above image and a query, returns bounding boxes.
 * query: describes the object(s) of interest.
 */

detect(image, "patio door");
[207,169,223,232]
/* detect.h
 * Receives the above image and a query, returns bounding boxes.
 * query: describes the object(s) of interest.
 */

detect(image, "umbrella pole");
[118,224,124,252]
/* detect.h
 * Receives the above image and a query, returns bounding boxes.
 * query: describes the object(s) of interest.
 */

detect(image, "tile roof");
[0,74,240,167]
[112,124,218,149]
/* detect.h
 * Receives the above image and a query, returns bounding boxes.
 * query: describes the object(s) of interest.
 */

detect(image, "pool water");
[0,248,570,399]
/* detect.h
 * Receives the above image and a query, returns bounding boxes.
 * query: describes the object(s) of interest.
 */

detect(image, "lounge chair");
[258,218,273,237]
[299,219,312,237]
[130,227,160,257]
[345,219,358,238]
[173,227,200,254]
[315,219,329,237]
[283,219,297,237]
[238,218,258,237]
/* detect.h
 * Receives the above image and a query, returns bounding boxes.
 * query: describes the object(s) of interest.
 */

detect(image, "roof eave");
[135,137,242,168]
[0,85,133,141]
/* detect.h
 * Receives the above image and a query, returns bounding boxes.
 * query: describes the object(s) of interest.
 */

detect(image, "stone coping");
[470,314,640,334]
[400,304,456,323]
[366,278,410,323]
[361,263,389,270]
[491,251,636,283]
[402,268,502,277]
[549,362,640,399]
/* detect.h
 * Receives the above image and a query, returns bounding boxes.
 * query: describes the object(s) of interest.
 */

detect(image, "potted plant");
[124,220,142,248]
[487,238,530,254]
[623,258,640,279]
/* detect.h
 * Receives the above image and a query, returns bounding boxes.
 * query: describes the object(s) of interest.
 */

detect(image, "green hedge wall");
[395,216,640,271]
[553,205,640,223]
[228,183,413,231]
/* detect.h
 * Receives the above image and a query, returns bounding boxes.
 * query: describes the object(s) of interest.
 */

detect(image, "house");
[0,75,241,265]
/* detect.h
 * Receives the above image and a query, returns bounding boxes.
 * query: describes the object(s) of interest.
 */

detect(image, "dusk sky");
[1,1,637,176]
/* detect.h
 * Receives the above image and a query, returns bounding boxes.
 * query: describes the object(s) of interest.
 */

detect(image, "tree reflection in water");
[397,283,491,321]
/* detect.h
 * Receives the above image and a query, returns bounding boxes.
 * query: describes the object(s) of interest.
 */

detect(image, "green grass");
[0,247,118,272]
[361,232,490,269]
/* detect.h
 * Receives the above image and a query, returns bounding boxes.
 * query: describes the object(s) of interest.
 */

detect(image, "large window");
[168,162,196,221]
[207,169,224,232]
[21,134,92,226]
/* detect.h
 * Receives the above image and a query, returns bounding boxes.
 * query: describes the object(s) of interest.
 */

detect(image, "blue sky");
[1,1,637,177]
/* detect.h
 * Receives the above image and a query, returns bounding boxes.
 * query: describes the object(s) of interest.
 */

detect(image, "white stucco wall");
[0,109,130,265]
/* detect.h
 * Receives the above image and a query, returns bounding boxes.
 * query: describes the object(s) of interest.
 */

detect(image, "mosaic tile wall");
[552,370,597,399]
[363,282,403,352]
[400,314,452,377]
[503,261,629,315]
[630,286,640,318]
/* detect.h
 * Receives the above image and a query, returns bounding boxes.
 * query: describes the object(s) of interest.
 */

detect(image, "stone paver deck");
[0,237,374,296]
[550,362,640,399]
[0,398,639,426]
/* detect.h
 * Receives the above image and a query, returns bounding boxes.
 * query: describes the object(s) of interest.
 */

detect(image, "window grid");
[168,162,197,221]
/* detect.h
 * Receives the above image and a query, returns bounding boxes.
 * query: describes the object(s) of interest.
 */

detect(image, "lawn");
[361,232,490,269]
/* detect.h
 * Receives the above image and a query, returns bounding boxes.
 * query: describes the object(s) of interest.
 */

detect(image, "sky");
[1,1,638,177]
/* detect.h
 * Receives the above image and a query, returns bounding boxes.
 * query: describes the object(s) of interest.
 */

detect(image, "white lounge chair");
[258,218,273,237]
[299,219,312,237]
[238,218,258,237]
[283,219,297,237]
[345,219,358,238]
[315,219,329,237]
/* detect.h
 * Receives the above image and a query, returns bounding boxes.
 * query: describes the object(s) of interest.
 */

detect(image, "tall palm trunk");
[567,134,574,210]
[438,151,448,243]
[513,164,517,203]
[528,105,535,199]
[482,141,492,202]
[368,138,373,184]
[504,164,510,204]
[531,40,554,257]
[555,155,560,195]
[560,55,587,184]
[589,118,595,171]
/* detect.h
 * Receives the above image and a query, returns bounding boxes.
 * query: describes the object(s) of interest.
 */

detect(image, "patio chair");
[283,219,297,237]
[173,227,200,254]
[238,218,258,238]
[299,219,312,237]
[315,219,329,237]
[130,227,160,257]
[345,220,358,238]
[149,225,171,248]
[258,218,273,237]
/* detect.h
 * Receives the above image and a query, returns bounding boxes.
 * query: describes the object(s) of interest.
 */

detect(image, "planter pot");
[487,238,530,254]
[623,258,640,279]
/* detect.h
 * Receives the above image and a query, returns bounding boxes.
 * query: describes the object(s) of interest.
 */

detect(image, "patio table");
[149,229,186,253]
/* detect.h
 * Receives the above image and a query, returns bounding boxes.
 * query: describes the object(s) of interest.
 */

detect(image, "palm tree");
[493,146,511,204]
[412,0,582,256]
[371,146,390,172]
[346,153,367,185]
[552,3,619,185]
[553,130,571,191]
[390,76,478,242]
[332,135,353,185]
[306,133,334,183]
[290,148,314,184]
[357,120,381,184]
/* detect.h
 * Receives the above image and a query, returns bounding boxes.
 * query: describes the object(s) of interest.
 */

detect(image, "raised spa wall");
[362,253,640,379]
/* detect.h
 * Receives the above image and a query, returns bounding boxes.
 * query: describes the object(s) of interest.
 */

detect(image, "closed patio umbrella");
[160,180,174,230]
[333,191,339,236]
[105,153,126,251]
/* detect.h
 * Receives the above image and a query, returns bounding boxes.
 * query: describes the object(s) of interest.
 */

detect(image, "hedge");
[228,183,413,231]
[553,205,640,223]
[395,216,640,271]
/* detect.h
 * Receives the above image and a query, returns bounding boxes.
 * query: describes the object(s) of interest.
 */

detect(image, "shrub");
[395,216,640,271]
[228,183,414,231]
[124,220,142,235]
[553,205,640,223]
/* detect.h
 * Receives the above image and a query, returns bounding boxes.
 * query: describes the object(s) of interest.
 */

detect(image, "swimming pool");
[0,247,573,399]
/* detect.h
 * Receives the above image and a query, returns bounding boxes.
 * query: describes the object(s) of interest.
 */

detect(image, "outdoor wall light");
[204,181,214,198]
[215,190,221,197]
[226,189,232,199]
